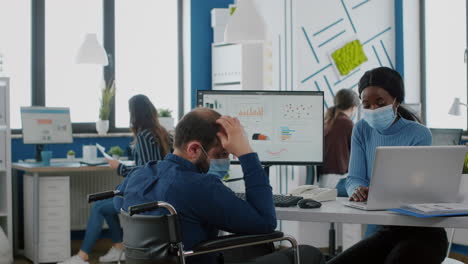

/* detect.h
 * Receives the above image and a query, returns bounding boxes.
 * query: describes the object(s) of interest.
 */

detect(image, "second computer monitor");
[21,107,73,144]
[430,128,463,146]
[197,90,324,165]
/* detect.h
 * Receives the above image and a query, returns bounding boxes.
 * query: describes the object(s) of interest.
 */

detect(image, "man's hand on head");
[216,116,253,157]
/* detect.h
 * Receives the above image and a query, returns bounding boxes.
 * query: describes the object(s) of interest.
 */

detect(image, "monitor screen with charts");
[21,107,73,144]
[197,90,324,165]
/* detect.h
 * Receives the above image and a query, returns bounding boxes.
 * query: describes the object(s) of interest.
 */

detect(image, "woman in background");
[328,67,447,264]
[318,89,359,196]
[108,94,172,177]
[59,94,171,264]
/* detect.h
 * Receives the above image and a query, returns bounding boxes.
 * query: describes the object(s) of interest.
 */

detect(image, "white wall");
[294,0,395,107]
[183,0,192,114]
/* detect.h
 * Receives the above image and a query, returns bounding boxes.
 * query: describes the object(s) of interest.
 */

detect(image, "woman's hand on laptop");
[350,186,369,202]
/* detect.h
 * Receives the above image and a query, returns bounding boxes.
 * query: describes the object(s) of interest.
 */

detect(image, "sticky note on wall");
[332,40,368,76]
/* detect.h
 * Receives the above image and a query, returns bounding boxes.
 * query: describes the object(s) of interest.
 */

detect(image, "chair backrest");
[120,211,180,264]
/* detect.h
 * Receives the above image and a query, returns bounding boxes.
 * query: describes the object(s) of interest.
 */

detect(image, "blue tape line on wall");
[301,26,320,64]
[314,18,344,37]
[363,27,392,45]
[301,63,333,84]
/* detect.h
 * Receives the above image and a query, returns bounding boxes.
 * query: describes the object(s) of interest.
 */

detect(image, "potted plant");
[97,80,116,135]
[67,150,75,160]
[158,108,174,131]
[108,146,124,160]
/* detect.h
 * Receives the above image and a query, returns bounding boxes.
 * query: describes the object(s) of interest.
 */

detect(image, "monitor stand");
[35,144,44,162]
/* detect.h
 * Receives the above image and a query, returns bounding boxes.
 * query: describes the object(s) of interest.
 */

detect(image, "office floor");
[14,239,112,264]
[13,241,468,264]
[451,253,468,264]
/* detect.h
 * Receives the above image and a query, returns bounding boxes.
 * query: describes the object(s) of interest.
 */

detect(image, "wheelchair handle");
[128,201,177,216]
[87,190,121,203]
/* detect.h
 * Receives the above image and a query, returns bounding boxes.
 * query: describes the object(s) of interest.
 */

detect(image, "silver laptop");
[343,146,467,211]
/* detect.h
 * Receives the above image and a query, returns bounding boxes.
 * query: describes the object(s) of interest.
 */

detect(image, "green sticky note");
[230,7,237,15]
[332,40,368,76]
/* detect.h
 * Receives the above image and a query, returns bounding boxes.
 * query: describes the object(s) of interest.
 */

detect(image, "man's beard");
[195,155,209,173]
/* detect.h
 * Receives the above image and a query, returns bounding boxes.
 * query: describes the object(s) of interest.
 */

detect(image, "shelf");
[0,212,7,217]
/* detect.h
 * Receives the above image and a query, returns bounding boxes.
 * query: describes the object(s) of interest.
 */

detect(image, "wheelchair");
[87,190,301,264]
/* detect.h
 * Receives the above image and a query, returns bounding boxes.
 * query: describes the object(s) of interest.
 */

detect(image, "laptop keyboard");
[348,201,367,205]
[235,193,303,207]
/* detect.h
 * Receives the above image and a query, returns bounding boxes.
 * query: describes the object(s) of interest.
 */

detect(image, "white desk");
[12,161,119,264]
[276,198,468,229]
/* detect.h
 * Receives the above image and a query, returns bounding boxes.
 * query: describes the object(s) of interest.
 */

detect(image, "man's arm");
[191,153,276,234]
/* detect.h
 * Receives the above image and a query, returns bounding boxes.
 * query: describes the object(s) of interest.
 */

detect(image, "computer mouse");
[298,199,322,209]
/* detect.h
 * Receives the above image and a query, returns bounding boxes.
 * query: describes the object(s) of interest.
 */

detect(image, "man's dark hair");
[174,108,222,150]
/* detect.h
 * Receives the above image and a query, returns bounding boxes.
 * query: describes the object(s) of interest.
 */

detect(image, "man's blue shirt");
[114,152,276,264]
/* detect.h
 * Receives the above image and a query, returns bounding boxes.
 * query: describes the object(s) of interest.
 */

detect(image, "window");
[115,0,179,127]
[425,0,467,129]
[45,0,103,123]
[4,1,181,132]
[0,0,31,129]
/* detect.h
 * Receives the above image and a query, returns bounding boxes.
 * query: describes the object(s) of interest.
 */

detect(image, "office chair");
[88,191,301,264]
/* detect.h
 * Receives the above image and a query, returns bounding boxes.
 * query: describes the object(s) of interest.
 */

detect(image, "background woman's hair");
[128,94,171,156]
[358,66,420,123]
[324,89,360,127]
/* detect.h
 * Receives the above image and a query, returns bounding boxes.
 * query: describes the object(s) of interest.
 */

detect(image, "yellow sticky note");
[332,40,368,76]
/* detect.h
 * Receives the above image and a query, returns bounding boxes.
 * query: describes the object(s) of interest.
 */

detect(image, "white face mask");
[201,147,230,180]
[362,100,398,131]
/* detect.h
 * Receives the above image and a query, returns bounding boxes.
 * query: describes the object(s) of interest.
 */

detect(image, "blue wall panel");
[190,0,234,108]
[11,136,132,162]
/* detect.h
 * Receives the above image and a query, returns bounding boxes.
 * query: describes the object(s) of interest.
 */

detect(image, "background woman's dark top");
[117,129,166,177]
[318,112,354,175]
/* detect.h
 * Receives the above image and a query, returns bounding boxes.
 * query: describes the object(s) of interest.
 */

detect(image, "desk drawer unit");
[24,242,70,263]
[24,175,70,263]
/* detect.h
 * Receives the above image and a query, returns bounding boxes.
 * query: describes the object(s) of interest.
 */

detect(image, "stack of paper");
[96,143,114,160]
[389,203,468,218]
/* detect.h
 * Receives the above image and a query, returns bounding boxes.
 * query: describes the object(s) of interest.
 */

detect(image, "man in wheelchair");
[114,108,325,264]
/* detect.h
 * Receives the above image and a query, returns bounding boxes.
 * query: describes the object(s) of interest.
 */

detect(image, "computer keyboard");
[235,193,303,207]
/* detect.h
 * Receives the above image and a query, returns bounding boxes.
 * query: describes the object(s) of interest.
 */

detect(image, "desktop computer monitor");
[430,128,463,146]
[21,107,73,144]
[197,90,324,165]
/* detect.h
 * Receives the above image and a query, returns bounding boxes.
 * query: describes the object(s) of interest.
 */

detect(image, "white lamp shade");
[449,97,462,116]
[76,33,108,65]
[224,0,267,43]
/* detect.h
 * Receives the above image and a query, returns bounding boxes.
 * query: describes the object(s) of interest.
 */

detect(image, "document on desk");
[389,203,468,218]
[96,143,114,160]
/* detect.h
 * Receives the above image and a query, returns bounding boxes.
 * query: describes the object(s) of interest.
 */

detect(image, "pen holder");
[83,145,97,163]
[41,151,53,166]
